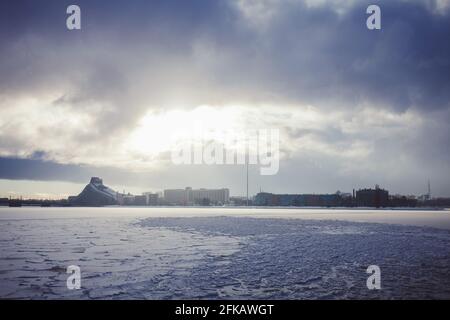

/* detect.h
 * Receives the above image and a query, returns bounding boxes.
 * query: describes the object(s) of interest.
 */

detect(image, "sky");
[0,0,449,199]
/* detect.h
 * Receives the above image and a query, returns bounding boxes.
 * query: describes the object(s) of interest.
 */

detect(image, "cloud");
[0,0,449,195]
[2,0,449,110]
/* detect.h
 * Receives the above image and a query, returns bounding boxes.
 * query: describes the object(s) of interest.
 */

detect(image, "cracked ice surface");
[140,217,450,299]
[0,216,242,299]
[0,211,449,299]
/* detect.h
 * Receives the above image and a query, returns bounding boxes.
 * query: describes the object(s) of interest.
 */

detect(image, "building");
[122,195,136,206]
[69,177,120,206]
[254,188,391,208]
[134,195,147,206]
[419,197,450,207]
[229,196,248,206]
[254,192,344,207]
[355,185,389,208]
[0,198,9,206]
[164,189,189,205]
[164,187,230,205]
[189,188,230,205]
[389,195,417,207]
[143,192,159,206]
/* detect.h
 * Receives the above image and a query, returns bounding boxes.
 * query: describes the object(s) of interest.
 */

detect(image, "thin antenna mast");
[428,179,431,199]
[246,159,249,206]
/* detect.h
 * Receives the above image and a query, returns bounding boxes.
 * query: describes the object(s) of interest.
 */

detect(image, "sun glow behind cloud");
[0,96,426,172]
[126,105,248,162]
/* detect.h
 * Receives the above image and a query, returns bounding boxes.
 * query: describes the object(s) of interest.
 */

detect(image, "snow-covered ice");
[0,208,449,299]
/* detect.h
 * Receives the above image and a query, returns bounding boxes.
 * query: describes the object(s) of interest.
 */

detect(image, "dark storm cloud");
[1,0,449,111]
[0,156,90,182]
[221,0,450,111]
[0,156,159,188]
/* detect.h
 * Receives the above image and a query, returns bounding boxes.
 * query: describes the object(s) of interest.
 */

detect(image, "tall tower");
[246,159,249,206]
[428,179,431,199]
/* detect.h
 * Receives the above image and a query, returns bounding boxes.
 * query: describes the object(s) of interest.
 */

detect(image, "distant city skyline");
[1,1,449,198]
[0,174,437,201]
[3,175,445,209]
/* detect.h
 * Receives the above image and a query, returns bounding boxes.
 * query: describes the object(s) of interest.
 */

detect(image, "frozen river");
[1,207,449,299]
